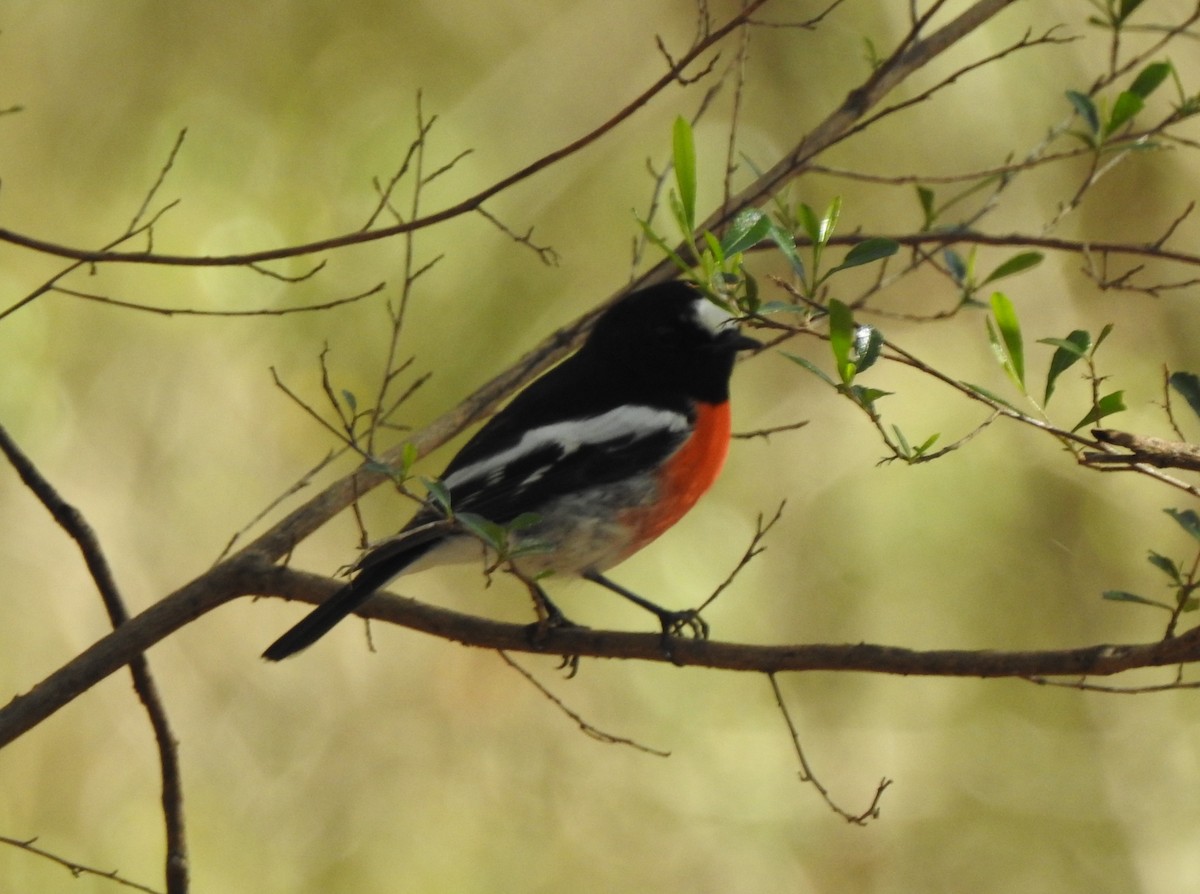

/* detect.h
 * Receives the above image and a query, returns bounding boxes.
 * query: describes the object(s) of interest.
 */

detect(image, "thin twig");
[497,651,670,756]
[215,449,343,563]
[768,674,891,825]
[0,426,188,894]
[476,206,560,266]
[697,501,786,613]
[733,420,809,440]
[0,835,163,894]
[49,281,383,317]
[128,128,187,235]
[0,0,774,269]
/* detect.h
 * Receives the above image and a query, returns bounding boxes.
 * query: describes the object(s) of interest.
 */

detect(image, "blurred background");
[3,1,1200,891]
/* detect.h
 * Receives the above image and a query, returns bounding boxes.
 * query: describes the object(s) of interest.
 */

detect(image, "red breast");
[618,400,732,556]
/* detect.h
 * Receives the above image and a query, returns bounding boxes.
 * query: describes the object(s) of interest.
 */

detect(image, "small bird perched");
[263,281,759,661]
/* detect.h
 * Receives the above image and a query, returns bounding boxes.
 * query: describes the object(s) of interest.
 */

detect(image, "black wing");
[440,406,691,524]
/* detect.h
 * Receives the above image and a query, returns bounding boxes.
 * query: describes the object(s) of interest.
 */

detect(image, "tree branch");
[0,0,773,269]
[5,561,1200,750]
[0,426,187,893]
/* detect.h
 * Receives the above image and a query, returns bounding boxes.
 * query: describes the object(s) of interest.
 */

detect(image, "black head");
[580,282,760,404]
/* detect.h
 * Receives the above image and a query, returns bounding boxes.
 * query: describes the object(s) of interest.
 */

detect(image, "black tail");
[262,540,436,661]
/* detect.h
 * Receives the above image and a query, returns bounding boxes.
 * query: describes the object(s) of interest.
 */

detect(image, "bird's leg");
[529,582,568,626]
[582,570,710,644]
[517,580,584,676]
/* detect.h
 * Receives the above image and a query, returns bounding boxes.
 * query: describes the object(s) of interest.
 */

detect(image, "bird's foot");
[654,607,709,664]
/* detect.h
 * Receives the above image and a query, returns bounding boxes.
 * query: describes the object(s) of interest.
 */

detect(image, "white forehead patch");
[690,297,735,335]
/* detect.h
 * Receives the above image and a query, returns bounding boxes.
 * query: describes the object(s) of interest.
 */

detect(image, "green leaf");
[742,273,760,313]
[756,300,806,316]
[862,35,883,69]
[635,214,692,275]
[893,426,938,459]
[422,476,453,514]
[341,389,358,413]
[830,237,899,274]
[916,185,936,227]
[456,511,506,552]
[782,351,836,387]
[818,196,842,245]
[1094,322,1115,351]
[668,191,689,241]
[1168,371,1200,421]
[400,441,419,475]
[765,219,806,279]
[720,208,772,256]
[944,248,968,284]
[1071,390,1126,432]
[828,299,855,384]
[961,382,1023,413]
[850,385,891,411]
[913,432,940,456]
[798,203,821,246]
[988,292,1025,390]
[1041,329,1091,404]
[672,116,697,235]
[702,230,725,267]
[1067,89,1101,135]
[1147,550,1183,584]
[1117,0,1147,24]
[1038,335,1091,357]
[1165,507,1200,542]
[507,512,542,531]
[1105,91,1144,136]
[1176,95,1200,122]
[1102,589,1172,611]
[981,251,1043,286]
[850,324,884,374]
[1129,61,1172,99]
[508,539,555,560]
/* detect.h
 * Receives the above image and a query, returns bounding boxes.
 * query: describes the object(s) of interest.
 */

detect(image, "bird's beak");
[718,328,762,352]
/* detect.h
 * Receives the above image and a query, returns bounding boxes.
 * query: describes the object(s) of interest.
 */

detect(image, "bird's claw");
[523,609,586,677]
[660,607,709,640]
[655,607,709,664]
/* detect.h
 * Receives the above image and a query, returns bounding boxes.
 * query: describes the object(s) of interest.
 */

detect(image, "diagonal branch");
[0,0,1050,756]
[680,0,1021,246]
[0,426,187,894]
[0,0,773,269]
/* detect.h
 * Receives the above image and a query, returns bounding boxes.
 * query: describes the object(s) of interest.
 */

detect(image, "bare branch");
[7,561,1200,750]
[697,500,786,613]
[497,651,670,756]
[247,259,327,283]
[732,420,809,440]
[1085,429,1200,472]
[0,0,774,269]
[746,0,847,29]
[680,0,1024,261]
[0,426,187,894]
[476,206,560,266]
[49,281,384,317]
[769,674,891,825]
[0,835,163,894]
[128,127,187,235]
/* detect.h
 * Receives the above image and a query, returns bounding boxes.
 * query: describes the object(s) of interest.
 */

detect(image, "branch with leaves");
[8,1,1200,886]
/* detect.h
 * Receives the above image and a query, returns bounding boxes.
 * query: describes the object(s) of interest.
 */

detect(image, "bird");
[262,280,760,661]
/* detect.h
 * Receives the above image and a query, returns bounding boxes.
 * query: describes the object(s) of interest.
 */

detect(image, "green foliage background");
[2,2,1200,892]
